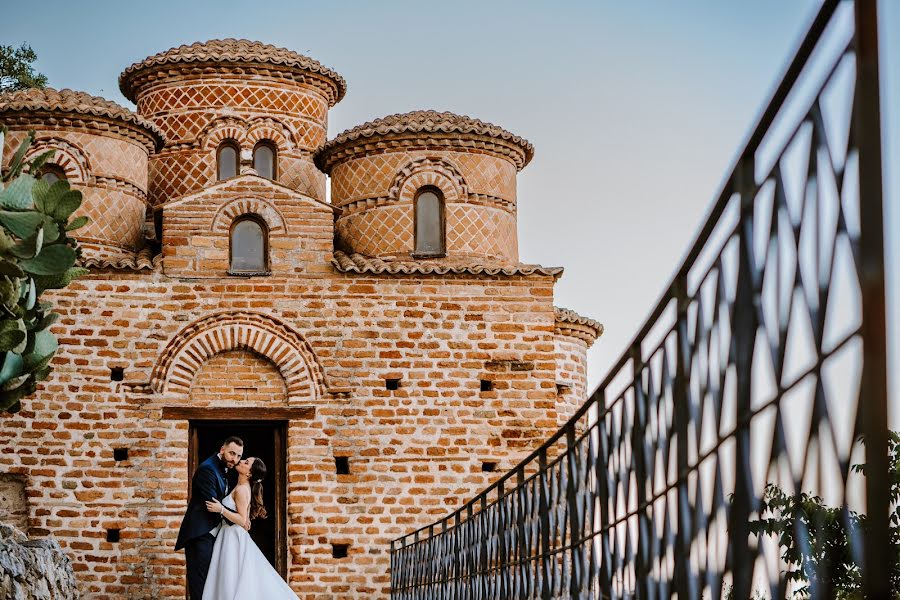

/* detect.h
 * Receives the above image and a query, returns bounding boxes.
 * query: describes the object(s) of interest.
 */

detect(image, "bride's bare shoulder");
[233,483,251,498]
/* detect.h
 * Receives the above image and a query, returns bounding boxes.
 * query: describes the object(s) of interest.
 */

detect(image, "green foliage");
[0,44,47,93]
[0,126,88,412]
[745,432,900,599]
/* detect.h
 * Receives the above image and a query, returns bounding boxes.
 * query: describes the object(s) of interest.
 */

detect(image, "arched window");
[253,141,276,180]
[229,215,269,274]
[39,164,67,185]
[413,187,445,257]
[217,141,240,181]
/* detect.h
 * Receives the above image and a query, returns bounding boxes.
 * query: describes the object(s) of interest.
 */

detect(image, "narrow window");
[253,141,276,180]
[113,448,129,461]
[39,164,67,185]
[229,215,269,274]
[482,461,498,473]
[106,529,121,543]
[414,188,445,257]
[335,457,350,475]
[217,141,239,181]
[110,367,124,382]
[332,543,349,559]
[480,379,494,392]
[385,378,400,391]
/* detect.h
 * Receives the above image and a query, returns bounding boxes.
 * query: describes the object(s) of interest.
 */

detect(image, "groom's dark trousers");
[175,454,233,600]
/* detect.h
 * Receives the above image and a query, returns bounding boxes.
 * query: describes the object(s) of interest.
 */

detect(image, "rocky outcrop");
[0,524,78,600]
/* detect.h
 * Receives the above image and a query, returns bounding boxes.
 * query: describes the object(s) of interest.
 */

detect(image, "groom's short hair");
[222,436,244,447]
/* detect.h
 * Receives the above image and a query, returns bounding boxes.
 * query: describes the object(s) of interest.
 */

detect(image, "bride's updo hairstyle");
[249,457,268,520]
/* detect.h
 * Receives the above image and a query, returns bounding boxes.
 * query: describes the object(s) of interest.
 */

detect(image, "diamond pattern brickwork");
[336,205,413,256]
[330,150,517,207]
[279,155,326,201]
[453,152,516,201]
[138,83,328,123]
[447,205,517,262]
[139,81,327,147]
[2,125,151,251]
[77,185,146,250]
[65,131,149,189]
[336,202,517,262]
[150,151,211,206]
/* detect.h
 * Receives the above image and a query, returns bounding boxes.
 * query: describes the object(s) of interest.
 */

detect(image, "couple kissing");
[175,436,297,600]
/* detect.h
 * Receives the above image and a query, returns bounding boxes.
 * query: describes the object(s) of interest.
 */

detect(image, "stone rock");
[0,523,78,600]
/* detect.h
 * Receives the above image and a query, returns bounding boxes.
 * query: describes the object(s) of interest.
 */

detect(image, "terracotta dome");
[119,39,346,105]
[0,87,164,150]
[315,110,534,172]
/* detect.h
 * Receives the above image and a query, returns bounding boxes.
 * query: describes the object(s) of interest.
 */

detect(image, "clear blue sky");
[4,0,898,418]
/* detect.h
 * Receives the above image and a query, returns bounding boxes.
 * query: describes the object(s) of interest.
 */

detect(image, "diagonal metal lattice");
[390,1,889,598]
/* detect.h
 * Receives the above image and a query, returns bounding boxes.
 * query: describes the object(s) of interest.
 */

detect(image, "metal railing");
[390,0,890,598]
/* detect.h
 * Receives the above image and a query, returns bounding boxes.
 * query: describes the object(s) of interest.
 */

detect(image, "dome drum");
[121,40,345,204]
[318,111,531,264]
[0,88,160,257]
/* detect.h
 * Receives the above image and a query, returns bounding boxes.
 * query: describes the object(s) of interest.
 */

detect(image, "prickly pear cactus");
[0,126,88,413]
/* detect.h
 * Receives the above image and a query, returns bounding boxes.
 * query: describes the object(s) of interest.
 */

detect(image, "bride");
[202,457,297,599]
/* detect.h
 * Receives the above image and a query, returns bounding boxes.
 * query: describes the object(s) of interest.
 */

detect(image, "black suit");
[176,455,235,600]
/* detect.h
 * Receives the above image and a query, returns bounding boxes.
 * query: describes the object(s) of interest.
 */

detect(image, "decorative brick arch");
[27,137,91,184]
[246,117,296,152]
[151,311,327,402]
[199,116,249,150]
[211,196,287,234]
[389,157,468,204]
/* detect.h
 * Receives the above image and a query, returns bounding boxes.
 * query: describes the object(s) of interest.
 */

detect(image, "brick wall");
[160,175,335,278]
[0,266,576,599]
[136,73,330,205]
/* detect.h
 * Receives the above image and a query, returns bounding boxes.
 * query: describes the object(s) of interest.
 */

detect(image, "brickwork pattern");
[3,127,150,253]
[190,350,288,405]
[0,267,570,599]
[0,43,600,600]
[137,77,329,205]
[330,151,516,207]
[553,335,590,425]
[161,175,334,277]
[331,150,519,262]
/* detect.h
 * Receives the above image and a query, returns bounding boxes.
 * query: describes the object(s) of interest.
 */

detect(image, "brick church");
[0,40,601,598]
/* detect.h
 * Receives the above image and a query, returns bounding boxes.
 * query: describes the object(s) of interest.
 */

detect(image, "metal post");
[595,388,614,600]
[729,158,758,600]
[497,480,508,600]
[516,467,529,600]
[854,1,889,598]
[673,275,696,600]
[538,449,552,600]
[565,424,586,598]
[629,345,652,600]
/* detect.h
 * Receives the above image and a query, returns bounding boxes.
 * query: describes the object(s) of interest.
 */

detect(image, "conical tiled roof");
[315,110,534,172]
[0,87,164,148]
[119,39,346,105]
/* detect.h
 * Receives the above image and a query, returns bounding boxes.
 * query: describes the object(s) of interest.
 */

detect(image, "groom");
[175,436,245,600]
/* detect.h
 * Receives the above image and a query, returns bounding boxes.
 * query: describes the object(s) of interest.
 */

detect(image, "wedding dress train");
[202,493,297,600]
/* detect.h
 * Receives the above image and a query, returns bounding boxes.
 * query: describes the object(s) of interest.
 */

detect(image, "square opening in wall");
[480,379,493,392]
[332,543,349,559]
[106,529,120,543]
[385,378,400,391]
[482,461,498,473]
[113,448,129,462]
[335,456,350,475]
[110,367,124,382]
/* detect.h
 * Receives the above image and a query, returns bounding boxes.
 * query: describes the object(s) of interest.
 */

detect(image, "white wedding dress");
[202,492,297,600]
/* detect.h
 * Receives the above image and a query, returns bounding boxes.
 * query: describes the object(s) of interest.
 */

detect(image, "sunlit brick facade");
[0,40,601,599]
